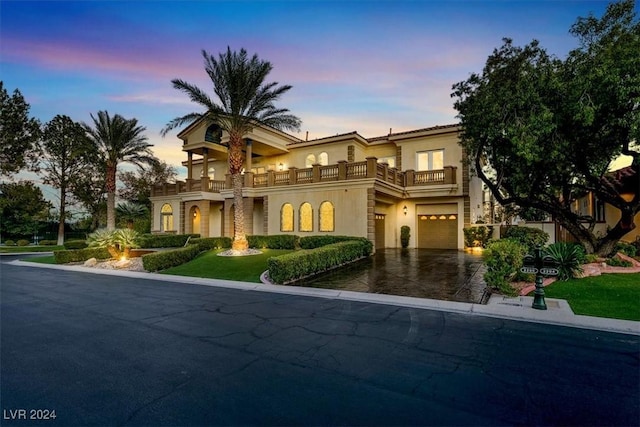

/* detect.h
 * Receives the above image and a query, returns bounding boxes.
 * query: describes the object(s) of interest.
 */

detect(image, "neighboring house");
[564,165,640,244]
[150,120,483,250]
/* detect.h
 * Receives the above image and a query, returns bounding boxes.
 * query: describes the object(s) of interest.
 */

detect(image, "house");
[150,119,484,250]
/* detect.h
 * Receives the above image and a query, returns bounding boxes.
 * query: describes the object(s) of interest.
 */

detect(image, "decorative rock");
[84,258,98,267]
[114,258,132,269]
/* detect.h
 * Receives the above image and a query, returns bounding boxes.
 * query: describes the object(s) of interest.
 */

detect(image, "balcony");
[150,157,457,197]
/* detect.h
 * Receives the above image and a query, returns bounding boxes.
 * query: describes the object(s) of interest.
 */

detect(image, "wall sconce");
[193,211,197,218]
[620,191,636,203]
[279,163,284,171]
[403,205,408,216]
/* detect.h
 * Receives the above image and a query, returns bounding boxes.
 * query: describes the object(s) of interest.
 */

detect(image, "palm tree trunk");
[106,162,117,230]
[228,133,248,251]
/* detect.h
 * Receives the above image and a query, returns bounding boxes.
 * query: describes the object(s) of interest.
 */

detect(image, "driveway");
[297,249,487,303]
[1,261,638,426]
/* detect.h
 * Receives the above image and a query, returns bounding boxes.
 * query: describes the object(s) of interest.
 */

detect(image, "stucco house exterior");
[150,119,483,250]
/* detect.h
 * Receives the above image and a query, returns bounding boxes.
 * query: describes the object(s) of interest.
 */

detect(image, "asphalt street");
[1,259,639,426]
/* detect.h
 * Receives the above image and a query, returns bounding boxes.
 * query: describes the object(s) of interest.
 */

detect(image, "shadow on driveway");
[296,249,488,303]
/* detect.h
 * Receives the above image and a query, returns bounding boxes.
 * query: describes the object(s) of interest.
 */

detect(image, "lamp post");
[521,246,560,310]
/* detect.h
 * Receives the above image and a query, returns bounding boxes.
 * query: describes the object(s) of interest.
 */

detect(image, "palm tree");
[162,47,301,252]
[83,111,156,231]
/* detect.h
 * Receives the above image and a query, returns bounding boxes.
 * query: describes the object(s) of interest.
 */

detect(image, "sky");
[1,0,619,191]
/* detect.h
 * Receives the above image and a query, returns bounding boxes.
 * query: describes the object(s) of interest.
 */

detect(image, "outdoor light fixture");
[193,211,197,218]
[279,163,284,171]
[403,205,408,216]
[620,191,636,203]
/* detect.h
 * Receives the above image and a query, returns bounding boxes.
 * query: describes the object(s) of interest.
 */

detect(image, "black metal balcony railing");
[150,157,457,197]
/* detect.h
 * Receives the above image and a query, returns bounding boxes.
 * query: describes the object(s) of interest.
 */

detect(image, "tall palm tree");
[83,111,156,230]
[162,47,301,252]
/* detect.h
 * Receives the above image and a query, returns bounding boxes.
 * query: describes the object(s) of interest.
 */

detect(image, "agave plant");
[544,242,585,281]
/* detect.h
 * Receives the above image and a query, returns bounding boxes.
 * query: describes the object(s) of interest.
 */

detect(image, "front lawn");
[160,248,294,283]
[0,245,64,253]
[531,273,640,321]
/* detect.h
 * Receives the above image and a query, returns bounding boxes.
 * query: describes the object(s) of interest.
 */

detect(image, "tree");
[162,47,301,252]
[69,159,107,232]
[83,111,157,231]
[118,160,177,207]
[0,82,41,176]
[451,0,639,256]
[0,181,52,240]
[116,202,148,231]
[40,115,93,245]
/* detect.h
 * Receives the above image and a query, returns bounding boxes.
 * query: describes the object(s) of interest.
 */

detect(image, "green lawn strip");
[159,248,294,283]
[530,273,640,321]
[23,255,58,264]
[0,246,64,253]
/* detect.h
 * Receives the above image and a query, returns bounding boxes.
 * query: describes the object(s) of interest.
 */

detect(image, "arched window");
[319,201,334,232]
[205,124,222,144]
[318,152,328,166]
[161,203,174,231]
[281,203,294,232]
[299,202,313,232]
[305,154,316,168]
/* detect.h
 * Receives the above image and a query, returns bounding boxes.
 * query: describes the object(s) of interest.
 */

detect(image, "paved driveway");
[297,249,487,303]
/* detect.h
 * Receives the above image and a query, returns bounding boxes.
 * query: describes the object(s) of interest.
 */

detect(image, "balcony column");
[245,139,253,172]
[338,161,347,180]
[288,167,298,185]
[243,171,254,188]
[405,169,415,186]
[444,166,457,184]
[312,164,321,182]
[187,152,193,180]
[366,157,377,178]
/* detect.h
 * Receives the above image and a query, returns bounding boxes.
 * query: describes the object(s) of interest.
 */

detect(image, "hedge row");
[247,234,298,249]
[64,240,88,250]
[54,247,111,264]
[142,245,203,272]
[189,237,232,250]
[267,238,373,284]
[298,235,360,249]
[139,234,200,248]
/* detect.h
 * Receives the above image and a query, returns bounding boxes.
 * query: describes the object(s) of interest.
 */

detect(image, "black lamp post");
[521,246,560,310]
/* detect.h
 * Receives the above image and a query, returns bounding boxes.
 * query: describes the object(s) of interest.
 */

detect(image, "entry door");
[418,214,458,249]
[375,214,385,249]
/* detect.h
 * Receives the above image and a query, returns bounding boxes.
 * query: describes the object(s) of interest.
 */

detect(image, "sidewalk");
[7,259,640,337]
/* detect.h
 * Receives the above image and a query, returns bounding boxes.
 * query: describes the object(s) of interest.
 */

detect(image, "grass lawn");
[23,255,58,264]
[0,246,63,253]
[160,248,294,283]
[531,273,640,321]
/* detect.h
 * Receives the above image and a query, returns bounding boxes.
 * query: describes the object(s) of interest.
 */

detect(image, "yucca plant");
[87,228,141,259]
[544,242,585,281]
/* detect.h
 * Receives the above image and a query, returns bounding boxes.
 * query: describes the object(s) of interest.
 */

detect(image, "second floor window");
[416,149,444,171]
[305,154,316,168]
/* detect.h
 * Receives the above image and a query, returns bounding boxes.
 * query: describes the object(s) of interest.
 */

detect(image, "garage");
[417,213,458,249]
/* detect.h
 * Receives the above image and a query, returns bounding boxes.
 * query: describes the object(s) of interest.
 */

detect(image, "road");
[1,258,639,426]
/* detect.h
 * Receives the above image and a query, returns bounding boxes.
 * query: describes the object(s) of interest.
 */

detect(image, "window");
[305,154,316,168]
[281,203,294,232]
[319,201,334,232]
[377,157,396,168]
[318,152,328,166]
[161,203,174,231]
[205,124,222,144]
[416,149,444,171]
[299,202,313,232]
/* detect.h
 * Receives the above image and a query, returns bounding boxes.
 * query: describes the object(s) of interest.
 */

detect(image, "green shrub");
[16,239,30,246]
[400,226,410,248]
[502,226,549,252]
[138,234,199,248]
[247,234,298,249]
[544,242,585,281]
[54,247,111,264]
[64,240,88,250]
[483,239,528,296]
[142,245,203,272]
[616,241,638,257]
[189,237,232,250]
[268,238,373,284]
[38,240,58,246]
[4,240,16,246]
[463,226,492,248]
[585,254,600,264]
[606,257,633,267]
[298,235,360,249]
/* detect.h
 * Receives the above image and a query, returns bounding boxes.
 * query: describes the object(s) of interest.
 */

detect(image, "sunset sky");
[1,0,616,185]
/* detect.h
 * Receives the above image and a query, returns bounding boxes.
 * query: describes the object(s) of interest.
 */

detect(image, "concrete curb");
[8,259,640,336]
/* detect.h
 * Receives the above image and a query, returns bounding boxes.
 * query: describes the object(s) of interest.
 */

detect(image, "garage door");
[417,214,458,249]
